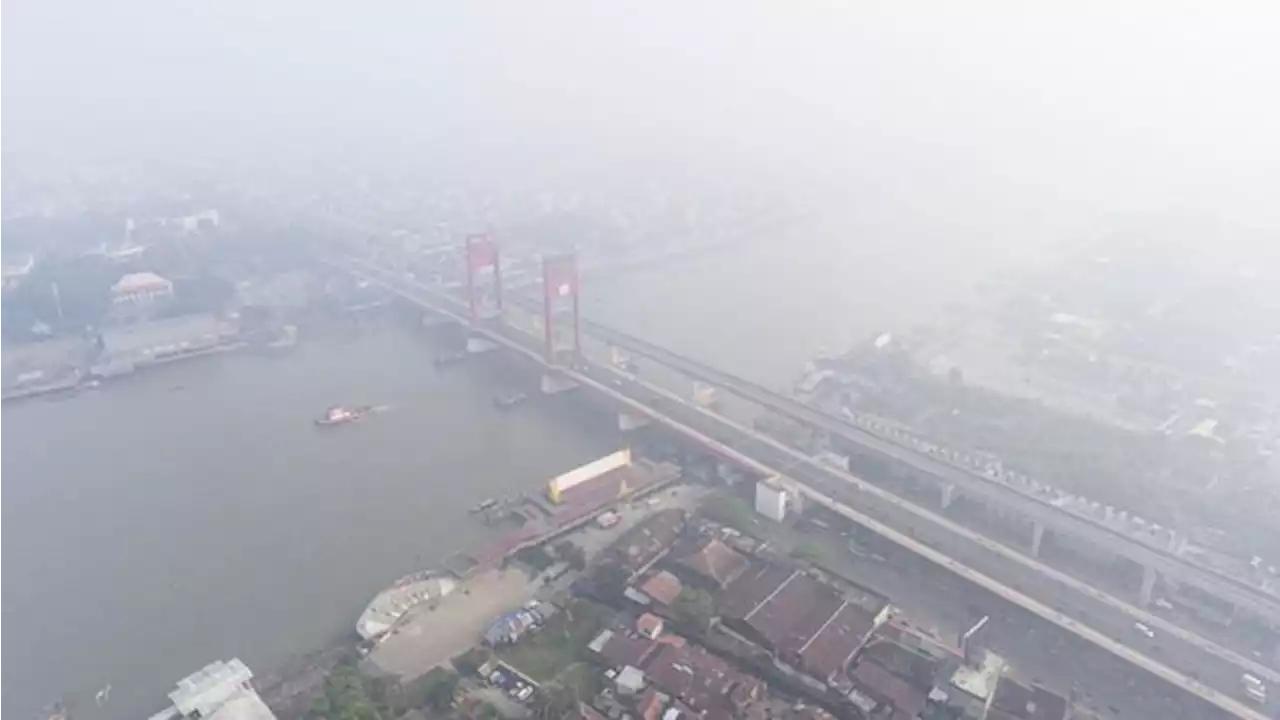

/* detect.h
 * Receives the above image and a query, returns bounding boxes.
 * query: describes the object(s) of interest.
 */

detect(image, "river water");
[2,212,1063,720]
[2,328,621,720]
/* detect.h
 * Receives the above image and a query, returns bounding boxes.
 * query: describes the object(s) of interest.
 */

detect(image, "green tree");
[555,540,588,571]
[672,588,716,632]
[451,646,491,677]
[702,495,755,533]
[421,670,459,713]
[309,662,384,720]
[592,561,632,596]
[790,542,824,564]
[533,683,581,720]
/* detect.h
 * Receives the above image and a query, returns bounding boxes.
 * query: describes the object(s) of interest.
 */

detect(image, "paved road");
[341,260,1274,719]
[582,324,1280,626]
[574,365,1276,719]
[750,514,1225,720]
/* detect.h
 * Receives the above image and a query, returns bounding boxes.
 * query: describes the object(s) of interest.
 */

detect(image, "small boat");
[315,405,373,426]
[493,392,528,410]
[471,498,499,514]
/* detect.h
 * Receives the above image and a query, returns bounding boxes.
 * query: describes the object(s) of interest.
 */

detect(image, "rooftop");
[638,570,684,606]
[719,562,795,620]
[858,637,942,689]
[775,579,845,657]
[156,659,276,720]
[206,692,277,720]
[675,538,751,588]
[797,601,880,681]
[594,629,659,669]
[950,651,1003,702]
[2,252,35,278]
[849,660,928,720]
[170,659,254,716]
[571,703,609,720]
[988,677,1068,720]
[743,571,819,648]
[112,271,172,294]
[721,562,881,680]
[555,457,679,508]
[610,508,686,571]
[638,613,665,638]
[643,643,749,715]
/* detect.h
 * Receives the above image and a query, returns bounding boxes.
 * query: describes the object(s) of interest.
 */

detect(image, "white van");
[1242,673,1267,703]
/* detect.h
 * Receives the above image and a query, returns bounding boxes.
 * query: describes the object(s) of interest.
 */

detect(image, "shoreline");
[3,341,248,403]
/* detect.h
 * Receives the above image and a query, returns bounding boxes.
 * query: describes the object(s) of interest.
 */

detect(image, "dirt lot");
[365,568,539,680]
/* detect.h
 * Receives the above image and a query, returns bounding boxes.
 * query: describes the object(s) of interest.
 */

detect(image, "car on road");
[1133,622,1155,639]
[1241,673,1267,703]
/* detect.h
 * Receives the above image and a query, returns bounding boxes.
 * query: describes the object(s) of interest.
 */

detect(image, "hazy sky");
[5,2,1280,224]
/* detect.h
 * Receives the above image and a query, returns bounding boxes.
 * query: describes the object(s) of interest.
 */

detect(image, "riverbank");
[2,341,247,403]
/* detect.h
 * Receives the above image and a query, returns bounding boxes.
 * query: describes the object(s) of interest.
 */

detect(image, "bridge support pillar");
[940,483,958,510]
[466,335,499,354]
[1140,565,1158,605]
[540,372,579,395]
[1031,521,1046,557]
[617,410,651,431]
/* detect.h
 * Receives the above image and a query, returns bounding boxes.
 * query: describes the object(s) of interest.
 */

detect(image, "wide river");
[3,211,1061,720]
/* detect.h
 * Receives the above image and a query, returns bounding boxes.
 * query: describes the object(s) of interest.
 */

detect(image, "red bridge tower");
[542,253,581,366]
[465,233,503,323]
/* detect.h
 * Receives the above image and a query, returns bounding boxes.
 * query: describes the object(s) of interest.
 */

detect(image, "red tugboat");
[315,405,373,426]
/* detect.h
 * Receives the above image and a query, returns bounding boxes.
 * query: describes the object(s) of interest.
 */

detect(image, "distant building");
[111,271,174,307]
[147,659,276,720]
[129,209,221,237]
[2,252,36,288]
[83,242,148,262]
[177,210,221,233]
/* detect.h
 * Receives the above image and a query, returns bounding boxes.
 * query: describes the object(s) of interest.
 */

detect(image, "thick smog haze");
[6,3,1279,222]
[6,4,1280,720]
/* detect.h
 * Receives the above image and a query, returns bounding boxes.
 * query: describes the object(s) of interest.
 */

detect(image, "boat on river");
[315,405,374,426]
[493,392,529,410]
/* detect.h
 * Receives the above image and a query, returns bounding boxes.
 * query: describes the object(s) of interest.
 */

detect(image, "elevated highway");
[334,256,1275,719]
[580,324,1280,625]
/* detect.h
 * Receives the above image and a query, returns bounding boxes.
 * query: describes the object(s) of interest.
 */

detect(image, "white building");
[111,271,174,307]
[754,479,789,522]
[148,659,276,720]
[0,252,34,288]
